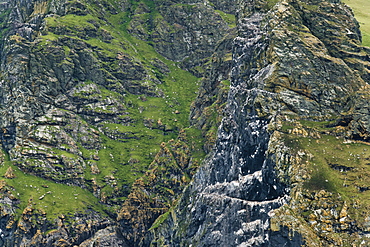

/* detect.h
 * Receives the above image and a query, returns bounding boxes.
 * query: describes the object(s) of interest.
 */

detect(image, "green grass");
[283,120,370,211]
[215,10,236,28]
[0,9,10,41]
[265,0,280,11]
[1,0,206,224]
[149,210,170,230]
[282,117,370,235]
[182,127,206,161]
[298,119,336,131]
[33,2,202,207]
[343,0,370,46]
[1,153,104,220]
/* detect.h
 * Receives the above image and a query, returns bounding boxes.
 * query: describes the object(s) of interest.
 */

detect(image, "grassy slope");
[1,155,104,220]
[1,0,204,222]
[343,0,370,46]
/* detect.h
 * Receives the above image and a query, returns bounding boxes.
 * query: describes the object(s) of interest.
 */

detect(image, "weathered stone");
[4,167,15,179]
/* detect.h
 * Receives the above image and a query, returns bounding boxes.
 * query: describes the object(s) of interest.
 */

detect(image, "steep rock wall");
[152,0,370,246]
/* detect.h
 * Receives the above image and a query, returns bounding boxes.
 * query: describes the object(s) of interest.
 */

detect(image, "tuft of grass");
[265,0,280,11]
[149,211,170,230]
[215,10,236,28]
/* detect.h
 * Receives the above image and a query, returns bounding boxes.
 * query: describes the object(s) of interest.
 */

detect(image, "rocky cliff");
[151,0,370,246]
[0,0,370,246]
[0,0,234,245]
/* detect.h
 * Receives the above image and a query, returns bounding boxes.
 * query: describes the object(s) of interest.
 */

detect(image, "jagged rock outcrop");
[151,0,370,246]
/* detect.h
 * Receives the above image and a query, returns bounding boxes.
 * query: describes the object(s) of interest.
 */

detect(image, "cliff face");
[0,0,234,245]
[152,0,370,246]
[0,0,370,246]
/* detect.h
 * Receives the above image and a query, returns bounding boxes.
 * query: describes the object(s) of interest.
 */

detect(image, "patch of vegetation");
[283,119,370,212]
[45,14,98,36]
[215,10,236,28]
[182,127,206,162]
[116,126,205,242]
[31,0,203,214]
[0,9,10,41]
[343,0,370,46]
[298,119,336,131]
[0,151,104,220]
[0,0,210,230]
[263,0,280,11]
[149,210,170,230]
[277,117,370,245]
